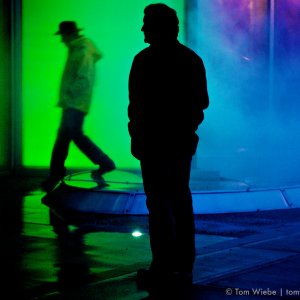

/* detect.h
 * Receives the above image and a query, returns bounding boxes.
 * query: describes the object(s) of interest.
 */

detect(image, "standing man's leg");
[141,157,176,274]
[140,154,195,277]
[171,155,195,275]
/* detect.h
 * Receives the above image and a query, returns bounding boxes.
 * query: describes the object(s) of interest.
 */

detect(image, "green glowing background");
[22,0,184,169]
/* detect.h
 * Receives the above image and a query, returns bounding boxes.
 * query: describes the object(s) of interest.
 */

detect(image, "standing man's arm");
[128,57,143,139]
[190,57,209,130]
[128,56,146,159]
[197,58,209,110]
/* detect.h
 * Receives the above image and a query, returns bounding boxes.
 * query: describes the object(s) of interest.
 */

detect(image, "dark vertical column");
[268,0,275,112]
[11,0,22,173]
[0,0,22,175]
[0,6,24,297]
[0,0,12,174]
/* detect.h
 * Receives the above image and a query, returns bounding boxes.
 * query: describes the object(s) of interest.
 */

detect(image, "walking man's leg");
[41,110,72,192]
[67,109,116,176]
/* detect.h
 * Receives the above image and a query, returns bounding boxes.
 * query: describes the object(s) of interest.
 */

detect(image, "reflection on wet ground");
[2,175,300,299]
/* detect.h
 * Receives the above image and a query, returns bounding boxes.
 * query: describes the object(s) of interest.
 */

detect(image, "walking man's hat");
[55,21,83,35]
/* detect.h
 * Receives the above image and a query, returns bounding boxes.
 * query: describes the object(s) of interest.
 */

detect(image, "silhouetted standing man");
[41,21,115,192]
[128,3,209,295]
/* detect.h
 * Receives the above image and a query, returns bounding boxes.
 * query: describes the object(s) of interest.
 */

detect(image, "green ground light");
[22,0,184,170]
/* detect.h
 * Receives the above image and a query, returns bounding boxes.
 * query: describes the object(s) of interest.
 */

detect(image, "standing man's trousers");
[140,154,195,274]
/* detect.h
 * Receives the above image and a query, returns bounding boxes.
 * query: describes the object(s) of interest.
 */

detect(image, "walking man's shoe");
[91,161,116,180]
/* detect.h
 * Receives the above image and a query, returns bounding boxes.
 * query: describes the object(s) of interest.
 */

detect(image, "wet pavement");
[1,174,300,299]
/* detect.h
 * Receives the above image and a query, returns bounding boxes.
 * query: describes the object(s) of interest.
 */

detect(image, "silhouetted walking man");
[41,21,115,192]
[128,3,209,296]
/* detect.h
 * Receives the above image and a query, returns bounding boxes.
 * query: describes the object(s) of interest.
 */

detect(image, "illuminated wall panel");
[273,0,300,117]
[188,0,300,186]
[22,0,185,169]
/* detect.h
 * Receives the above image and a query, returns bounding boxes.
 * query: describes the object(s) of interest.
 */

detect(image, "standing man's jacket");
[58,37,102,114]
[128,41,209,159]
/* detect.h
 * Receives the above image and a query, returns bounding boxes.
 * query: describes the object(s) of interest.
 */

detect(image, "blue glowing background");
[189,0,300,187]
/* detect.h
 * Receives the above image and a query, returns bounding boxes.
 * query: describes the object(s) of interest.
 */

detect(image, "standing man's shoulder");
[130,47,154,74]
[133,46,152,62]
[177,42,204,64]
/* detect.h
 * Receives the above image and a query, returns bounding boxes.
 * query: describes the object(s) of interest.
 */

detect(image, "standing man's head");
[55,21,82,44]
[142,3,179,45]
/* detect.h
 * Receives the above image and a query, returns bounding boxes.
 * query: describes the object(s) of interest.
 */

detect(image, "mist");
[187,0,300,188]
